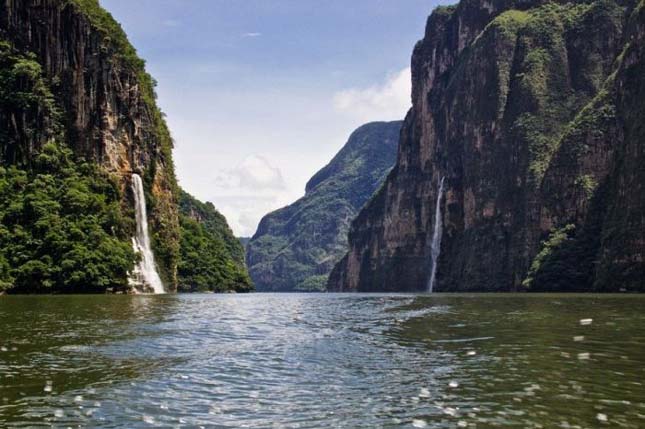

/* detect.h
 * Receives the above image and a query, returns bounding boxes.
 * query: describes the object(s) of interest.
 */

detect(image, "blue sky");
[102,0,448,236]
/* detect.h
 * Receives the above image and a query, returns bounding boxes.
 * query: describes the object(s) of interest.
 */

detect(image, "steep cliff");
[0,0,179,291]
[329,0,645,292]
[178,190,253,293]
[247,121,401,291]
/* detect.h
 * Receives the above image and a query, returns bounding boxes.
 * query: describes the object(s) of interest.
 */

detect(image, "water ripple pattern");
[1,293,644,428]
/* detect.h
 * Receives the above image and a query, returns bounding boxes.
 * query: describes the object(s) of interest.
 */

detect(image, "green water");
[0,293,644,427]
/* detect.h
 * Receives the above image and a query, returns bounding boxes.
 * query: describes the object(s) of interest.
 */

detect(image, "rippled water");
[1,294,644,428]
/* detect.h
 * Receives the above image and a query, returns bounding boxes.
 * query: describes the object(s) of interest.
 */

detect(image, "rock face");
[0,0,180,288]
[247,121,401,291]
[329,0,645,292]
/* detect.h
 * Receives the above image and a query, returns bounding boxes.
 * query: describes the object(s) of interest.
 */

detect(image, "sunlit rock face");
[0,0,180,288]
[329,0,645,292]
[247,121,401,292]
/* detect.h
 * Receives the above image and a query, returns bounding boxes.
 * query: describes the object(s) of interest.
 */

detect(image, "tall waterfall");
[427,177,446,293]
[130,174,165,294]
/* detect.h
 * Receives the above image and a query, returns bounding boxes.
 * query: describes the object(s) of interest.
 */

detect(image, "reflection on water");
[0,294,644,427]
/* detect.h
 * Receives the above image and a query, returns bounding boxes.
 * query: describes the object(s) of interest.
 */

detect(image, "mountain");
[247,121,401,291]
[0,0,179,292]
[178,190,253,293]
[329,0,645,293]
[0,0,250,293]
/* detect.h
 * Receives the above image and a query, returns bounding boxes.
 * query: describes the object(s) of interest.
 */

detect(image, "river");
[1,293,644,428]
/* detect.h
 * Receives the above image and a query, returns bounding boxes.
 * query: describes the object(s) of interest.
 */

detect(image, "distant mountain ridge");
[247,121,402,291]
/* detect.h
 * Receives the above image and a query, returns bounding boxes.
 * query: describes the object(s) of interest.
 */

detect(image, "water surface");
[1,293,644,428]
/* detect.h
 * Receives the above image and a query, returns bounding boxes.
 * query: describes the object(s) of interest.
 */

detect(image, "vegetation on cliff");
[0,41,59,163]
[247,121,401,292]
[0,0,183,292]
[0,143,135,293]
[0,40,135,293]
[329,0,645,293]
[62,0,179,287]
[178,190,253,293]
[0,1,257,294]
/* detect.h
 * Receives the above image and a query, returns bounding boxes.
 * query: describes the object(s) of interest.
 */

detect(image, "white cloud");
[333,67,411,123]
[208,155,291,237]
[211,193,295,238]
[214,155,286,191]
[214,196,284,238]
[242,32,262,38]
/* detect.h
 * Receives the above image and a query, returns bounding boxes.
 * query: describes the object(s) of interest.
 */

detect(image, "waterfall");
[427,177,446,293]
[129,174,165,294]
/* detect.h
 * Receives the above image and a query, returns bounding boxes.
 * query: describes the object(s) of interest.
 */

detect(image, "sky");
[101,0,448,237]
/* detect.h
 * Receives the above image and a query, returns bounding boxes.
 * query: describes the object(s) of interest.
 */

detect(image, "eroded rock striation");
[0,0,179,290]
[329,0,645,292]
[247,121,401,291]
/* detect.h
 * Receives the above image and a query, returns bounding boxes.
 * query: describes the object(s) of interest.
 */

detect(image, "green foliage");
[525,178,609,292]
[179,190,245,265]
[65,0,144,71]
[65,0,174,160]
[247,121,401,292]
[489,10,530,37]
[0,41,61,163]
[559,90,616,160]
[295,275,328,292]
[0,142,134,293]
[178,190,252,293]
[64,0,179,286]
[0,1,183,292]
[0,44,56,112]
[505,3,597,185]
[0,39,135,293]
[523,225,576,290]
[574,175,598,199]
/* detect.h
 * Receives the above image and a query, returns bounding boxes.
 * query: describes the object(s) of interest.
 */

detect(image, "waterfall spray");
[427,177,446,293]
[129,174,165,294]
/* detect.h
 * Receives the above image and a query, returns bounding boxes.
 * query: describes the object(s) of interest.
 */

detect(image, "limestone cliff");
[248,121,401,291]
[0,0,179,290]
[329,0,645,292]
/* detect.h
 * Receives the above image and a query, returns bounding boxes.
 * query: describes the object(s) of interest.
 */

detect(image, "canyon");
[329,0,645,293]
[0,0,248,293]
[247,121,401,291]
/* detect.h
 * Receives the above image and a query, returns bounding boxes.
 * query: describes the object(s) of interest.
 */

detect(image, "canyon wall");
[0,0,179,289]
[329,0,645,292]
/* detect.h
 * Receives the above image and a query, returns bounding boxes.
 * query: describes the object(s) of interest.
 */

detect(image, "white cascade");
[129,174,165,294]
[428,177,446,293]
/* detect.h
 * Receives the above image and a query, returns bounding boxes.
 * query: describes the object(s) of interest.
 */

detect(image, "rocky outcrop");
[329,0,645,292]
[248,121,401,291]
[0,0,179,288]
